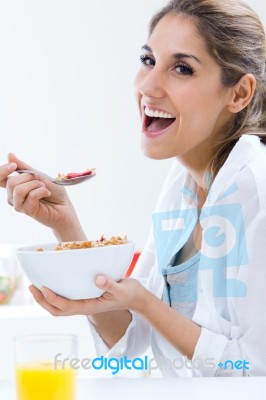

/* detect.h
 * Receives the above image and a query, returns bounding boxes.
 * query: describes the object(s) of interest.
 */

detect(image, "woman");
[3,0,266,377]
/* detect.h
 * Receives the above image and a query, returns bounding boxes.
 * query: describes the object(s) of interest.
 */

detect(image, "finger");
[12,181,50,211]
[8,154,67,199]
[29,286,65,316]
[40,287,72,311]
[6,173,37,201]
[40,286,99,315]
[7,174,51,206]
[7,154,55,192]
[38,175,64,194]
[6,175,35,206]
[95,275,121,294]
[8,152,33,170]
[17,187,52,216]
[0,162,17,188]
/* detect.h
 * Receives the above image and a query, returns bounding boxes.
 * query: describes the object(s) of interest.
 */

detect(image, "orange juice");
[16,363,76,400]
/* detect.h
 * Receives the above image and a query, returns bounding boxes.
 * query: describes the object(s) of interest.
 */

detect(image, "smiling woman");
[134,13,240,168]
[143,0,266,179]
[1,0,266,378]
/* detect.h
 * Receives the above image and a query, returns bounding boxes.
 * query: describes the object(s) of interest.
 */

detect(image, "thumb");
[8,152,33,170]
[8,152,66,195]
[95,275,120,294]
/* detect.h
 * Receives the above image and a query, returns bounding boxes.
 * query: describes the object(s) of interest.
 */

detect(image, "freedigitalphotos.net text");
[53,354,249,375]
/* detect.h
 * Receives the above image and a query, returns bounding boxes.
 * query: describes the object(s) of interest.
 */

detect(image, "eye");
[140,54,155,67]
[174,62,194,76]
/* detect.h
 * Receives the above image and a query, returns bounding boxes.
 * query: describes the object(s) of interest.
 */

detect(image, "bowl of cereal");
[16,236,135,299]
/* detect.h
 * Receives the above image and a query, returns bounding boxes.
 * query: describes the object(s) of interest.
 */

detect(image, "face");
[135,14,234,165]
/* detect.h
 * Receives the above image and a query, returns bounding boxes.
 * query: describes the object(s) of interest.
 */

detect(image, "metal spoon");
[16,169,96,186]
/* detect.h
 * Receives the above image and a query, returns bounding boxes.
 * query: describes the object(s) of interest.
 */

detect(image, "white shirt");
[89,134,266,377]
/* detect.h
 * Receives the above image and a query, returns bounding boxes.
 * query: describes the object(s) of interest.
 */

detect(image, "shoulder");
[208,134,266,212]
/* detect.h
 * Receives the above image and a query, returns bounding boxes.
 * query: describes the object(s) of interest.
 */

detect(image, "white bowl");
[16,241,135,300]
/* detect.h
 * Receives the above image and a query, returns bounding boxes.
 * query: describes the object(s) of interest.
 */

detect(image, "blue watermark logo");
[53,353,250,375]
[54,354,149,375]
[152,182,248,298]
[54,354,218,375]
[218,359,250,370]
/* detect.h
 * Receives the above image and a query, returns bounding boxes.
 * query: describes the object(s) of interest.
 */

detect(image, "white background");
[0,0,265,251]
[0,0,265,385]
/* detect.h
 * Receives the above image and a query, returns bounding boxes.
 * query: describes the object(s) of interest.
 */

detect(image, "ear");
[227,74,256,113]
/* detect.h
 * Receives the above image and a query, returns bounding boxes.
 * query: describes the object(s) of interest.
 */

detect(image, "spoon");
[16,169,96,186]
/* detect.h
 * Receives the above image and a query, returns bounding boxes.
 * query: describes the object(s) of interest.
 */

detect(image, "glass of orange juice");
[14,334,77,400]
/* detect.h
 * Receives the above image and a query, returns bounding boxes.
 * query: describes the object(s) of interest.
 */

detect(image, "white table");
[1,377,266,400]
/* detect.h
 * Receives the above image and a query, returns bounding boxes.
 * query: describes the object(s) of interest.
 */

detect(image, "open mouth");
[143,107,176,135]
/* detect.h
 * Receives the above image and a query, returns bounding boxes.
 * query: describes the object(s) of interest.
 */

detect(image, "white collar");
[181,134,261,207]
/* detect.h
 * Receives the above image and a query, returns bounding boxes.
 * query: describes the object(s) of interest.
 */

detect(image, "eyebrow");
[141,44,202,64]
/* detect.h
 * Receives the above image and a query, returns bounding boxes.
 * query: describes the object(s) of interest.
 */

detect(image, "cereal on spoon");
[55,168,96,181]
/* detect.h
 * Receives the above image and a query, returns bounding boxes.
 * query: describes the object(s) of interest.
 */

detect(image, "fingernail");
[41,287,47,298]
[28,286,33,293]
[7,162,17,171]
[96,276,106,286]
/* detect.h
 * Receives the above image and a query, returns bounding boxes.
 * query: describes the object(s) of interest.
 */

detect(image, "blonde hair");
[149,0,266,180]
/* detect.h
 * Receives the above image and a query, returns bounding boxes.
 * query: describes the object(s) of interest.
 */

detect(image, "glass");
[14,334,77,400]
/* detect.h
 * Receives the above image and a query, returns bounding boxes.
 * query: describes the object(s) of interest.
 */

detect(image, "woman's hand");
[29,276,147,316]
[5,153,86,241]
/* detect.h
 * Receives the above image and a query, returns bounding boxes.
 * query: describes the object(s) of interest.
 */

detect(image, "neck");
[177,147,213,190]
[176,138,218,208]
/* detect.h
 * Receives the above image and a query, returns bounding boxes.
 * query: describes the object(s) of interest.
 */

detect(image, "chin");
[141,145,174,160]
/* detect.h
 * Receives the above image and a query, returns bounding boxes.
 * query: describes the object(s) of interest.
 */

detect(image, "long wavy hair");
[149,0,266,181]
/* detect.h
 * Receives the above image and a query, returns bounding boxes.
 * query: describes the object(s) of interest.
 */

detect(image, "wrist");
[53,227,87,242]
[52,217,87,242]
[132,285,155,315]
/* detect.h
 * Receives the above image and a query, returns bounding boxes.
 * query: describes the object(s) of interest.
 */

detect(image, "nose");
[137,66,166,99]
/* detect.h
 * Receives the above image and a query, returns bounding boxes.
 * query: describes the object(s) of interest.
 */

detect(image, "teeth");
[144,107,175,119]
